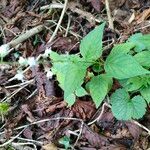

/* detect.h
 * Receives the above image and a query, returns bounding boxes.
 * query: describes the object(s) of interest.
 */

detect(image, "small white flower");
[46,70,53,79]
[14,71,25,82]
[65,51,69,55]
[27,57,37,67]
[18,57,28,66]
[0,44,10,58]
[43,47,52,58]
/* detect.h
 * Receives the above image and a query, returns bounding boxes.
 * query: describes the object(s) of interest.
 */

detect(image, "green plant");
[50,22,150,120]
[59,136,71,149]
[0,102,9,115]
[1,23,150,121]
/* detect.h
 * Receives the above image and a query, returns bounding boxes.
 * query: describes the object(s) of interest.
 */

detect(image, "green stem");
[0,57,3,63]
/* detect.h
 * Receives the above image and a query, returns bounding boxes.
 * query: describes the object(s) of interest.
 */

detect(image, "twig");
[14,137,43,145]
[48,0,68,43]
[131,120,150,135]
[40,3,64,10]
[5,79,34,89]
[8,25,45,48]
[1,80,34,102]
[73,121,84,146]
[105,0,114,30]
[26,89,37,100]
[65,14,71,37]
[88,102,107,125]
[46,20,81,38]
[0,117,84,139]
[68,2,102,24]
[134,21,150,32]
[0,129,25,147]
[13,117,83,131]
[12,142,37,150]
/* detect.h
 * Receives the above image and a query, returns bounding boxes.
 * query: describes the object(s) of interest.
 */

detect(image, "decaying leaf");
[125,121,142,140]
[72,99,96,120]
[81,124,110,148]
[88,0,102,12]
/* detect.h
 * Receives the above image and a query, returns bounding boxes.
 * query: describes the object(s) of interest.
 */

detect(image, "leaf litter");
[0,0,150,149]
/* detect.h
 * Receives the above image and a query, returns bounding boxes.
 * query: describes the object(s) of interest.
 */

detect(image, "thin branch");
[0,129,25,147]
[40,3,64,10]
[48,0,68,43]
[12,142,37,150]
[14,117,83,131]
[132,120,150,135]
[73,121,84,146]
[105,0,114,30]
[8,25,45,48]
[88,102,107,125]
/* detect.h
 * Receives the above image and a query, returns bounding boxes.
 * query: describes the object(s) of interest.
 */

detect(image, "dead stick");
[8,25,45,48]
[48,0,68,43]
[105,0,114,30]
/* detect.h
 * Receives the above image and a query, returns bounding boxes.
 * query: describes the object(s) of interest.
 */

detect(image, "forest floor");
[0,0,150,149]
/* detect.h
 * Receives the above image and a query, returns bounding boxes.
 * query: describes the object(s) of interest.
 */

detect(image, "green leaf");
[88,74,112,108]
[111,89,146,120]
[111,42,135,55]
[51,52,92,105]
[64,93,76,106]
[128,33,150,52]
[75,87,88,97]
[121,77,143,91]
[134,51,150,67]
[104,53,149,79]
[141,86,150,103]
[64,62,87,97]
[59,136,70,149]
[92,64,103,73]
[51,52,90,90]
[80,22,105,60]
[0,102,9,114]
[120,75,150,91]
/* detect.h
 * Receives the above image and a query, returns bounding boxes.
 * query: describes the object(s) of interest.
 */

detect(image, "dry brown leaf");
[125,121,142,140]
[42,143,57,150]
[96,109,114,130]
[23,128,33,139]
[100,144,127,150]
[88,0,101,12]
[137,8,150,24]
[52,37,79,52]
[72,100,96,120]
[81,124,110,148]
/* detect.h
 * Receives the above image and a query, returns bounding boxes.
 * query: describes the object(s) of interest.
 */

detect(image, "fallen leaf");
[81,124,110,148]
[21,104,35,122]
[125,121,142,140]
[42,143,57,150]
[96,108,115,130]
[52,37,79,52]
[72,100,96,120]
[88,0,102,12]
[23,128,33,139]
[100,144,127,150]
